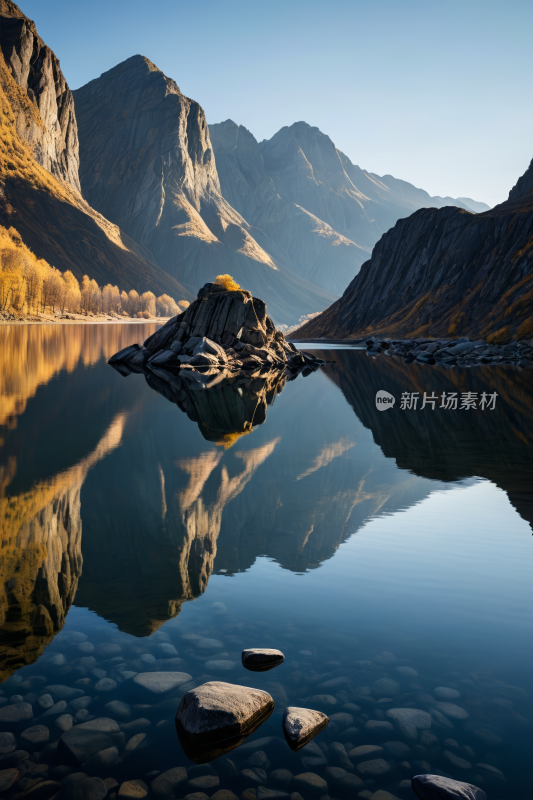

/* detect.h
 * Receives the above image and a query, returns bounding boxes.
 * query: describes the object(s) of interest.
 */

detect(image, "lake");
[0,324,532,800]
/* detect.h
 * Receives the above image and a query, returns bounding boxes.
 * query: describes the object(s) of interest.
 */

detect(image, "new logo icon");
[375,390,396,411]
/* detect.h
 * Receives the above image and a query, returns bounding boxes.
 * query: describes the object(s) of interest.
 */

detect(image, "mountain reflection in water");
[319,349,533,530]
[0,326,532,680]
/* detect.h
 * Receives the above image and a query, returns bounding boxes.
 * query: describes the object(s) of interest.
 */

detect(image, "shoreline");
[0,314,168,326]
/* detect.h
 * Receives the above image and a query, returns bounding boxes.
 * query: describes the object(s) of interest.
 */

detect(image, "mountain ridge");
[209,118,490,298]
[295,160,533,342]
[0,2,193,302]
[73,56,335,325]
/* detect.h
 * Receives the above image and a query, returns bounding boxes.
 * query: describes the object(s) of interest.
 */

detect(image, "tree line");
[0,225,189,318]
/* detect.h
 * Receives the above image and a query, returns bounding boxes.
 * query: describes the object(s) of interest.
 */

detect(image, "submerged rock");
[132,672,192,695]
[0,703,33,725]
[411,774,487,799]
[282,708,329,751]
[386,708,432,739]
[175,681,274,762]
[242,649,285,672]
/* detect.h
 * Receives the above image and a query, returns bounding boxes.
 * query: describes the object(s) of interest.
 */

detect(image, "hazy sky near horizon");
[21,0,532,207]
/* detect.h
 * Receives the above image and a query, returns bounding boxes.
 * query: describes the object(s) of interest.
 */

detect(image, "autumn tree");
[127,289,140,317]
[140,291,156,318]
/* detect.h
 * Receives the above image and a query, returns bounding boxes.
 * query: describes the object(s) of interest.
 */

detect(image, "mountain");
[295,157,533,342]
[73,57,335,325]
[209,119,490,296]
[0,1,193,301]
[457,197,491,214]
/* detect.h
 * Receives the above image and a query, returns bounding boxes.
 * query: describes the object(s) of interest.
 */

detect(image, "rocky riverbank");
[363,336,533,368]
[109,283,324,383]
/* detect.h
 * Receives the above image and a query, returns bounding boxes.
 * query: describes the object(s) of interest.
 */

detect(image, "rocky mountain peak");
[210,119,259,157]
[508,157,533,202]
[0,0,80,191]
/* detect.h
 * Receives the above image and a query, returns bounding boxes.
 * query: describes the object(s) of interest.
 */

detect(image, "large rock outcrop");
[110,282,324,381]
[73,57,335,324]
[0,2,192,301]
[209,120,489,296]
[296,156,533,341]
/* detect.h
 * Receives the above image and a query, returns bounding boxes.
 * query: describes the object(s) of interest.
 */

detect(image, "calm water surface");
[1,324,532,799]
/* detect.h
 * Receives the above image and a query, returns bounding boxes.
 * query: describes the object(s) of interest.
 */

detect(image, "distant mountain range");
[1,0,492,325]
[209,120,489,297]
[296,157,533,341]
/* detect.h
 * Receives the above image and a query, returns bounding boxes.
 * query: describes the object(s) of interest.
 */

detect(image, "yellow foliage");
[515,318,533,340]
[215,274,240,292]
[215,429,252,450]
[487,326,511,344]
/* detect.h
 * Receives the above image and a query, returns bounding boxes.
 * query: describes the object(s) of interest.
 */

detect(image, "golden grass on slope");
[0,51,69,201]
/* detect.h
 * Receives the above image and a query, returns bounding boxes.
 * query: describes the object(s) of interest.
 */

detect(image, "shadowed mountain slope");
[0,1,193,301]
[73,57,335,325]
[296,157,533,341]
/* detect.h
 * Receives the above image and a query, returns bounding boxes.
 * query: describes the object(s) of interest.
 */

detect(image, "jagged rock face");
[0,0,80,191]
[209,120,488,296]
[0,11,191,301]
[209,120,367,295]
[508,157,533,202]
[110,283,323,381]
[73,58,335,324]
[297,163,533,341]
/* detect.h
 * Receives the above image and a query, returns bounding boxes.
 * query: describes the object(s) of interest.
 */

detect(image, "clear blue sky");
[21,0,533,207]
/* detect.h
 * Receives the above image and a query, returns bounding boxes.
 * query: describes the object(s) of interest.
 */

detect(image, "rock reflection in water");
[144,368,288,446]
[78,359,444,636]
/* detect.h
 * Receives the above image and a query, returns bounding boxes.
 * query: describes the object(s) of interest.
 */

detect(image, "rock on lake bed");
[176,682,274,747]
[412,773,487,799]
[242,649,285,672]
[282,707,329,750]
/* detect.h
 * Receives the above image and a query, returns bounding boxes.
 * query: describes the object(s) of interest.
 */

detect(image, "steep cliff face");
[209,120,367,295]
[209,120,488,297]
[508,157,533,202]
[73,57,334,324]
[296,159,533,341]
[0,0,80,191]
[0,4,192,301]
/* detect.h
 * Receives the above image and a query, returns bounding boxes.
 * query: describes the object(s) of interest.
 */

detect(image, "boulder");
[386,708,432,739]
[132,672,192,696]
[58,725,114,765]
[110,283,324,379]
[0,703,33,726]
[282,708,329,751]
[411,774,487,800]
[289,773,327,800]
[150,767,188,800]
[175,681,274,760]
[242,649,285,672]
[20,725,50,750]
